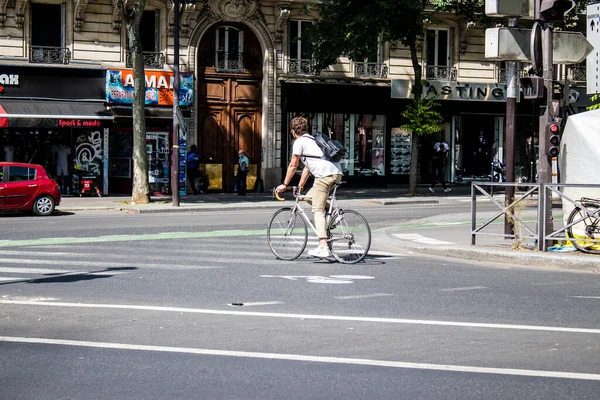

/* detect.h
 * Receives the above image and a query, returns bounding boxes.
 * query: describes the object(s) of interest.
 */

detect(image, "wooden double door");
[197,77,262,192]
[196,22,263,192]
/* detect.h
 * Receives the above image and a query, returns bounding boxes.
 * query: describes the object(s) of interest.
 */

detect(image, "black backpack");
[304,133,347,162]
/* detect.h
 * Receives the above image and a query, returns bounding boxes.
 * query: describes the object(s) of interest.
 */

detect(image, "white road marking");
[335,293,394,300]
[227,301,284,307]
[3,300,600,334]
[260,275,374,284]
[392,233,454,245]
[0,250,72,256]
[439,286,488,292]
[0,258,219,270]
[571,296,600,300]
[0,277,22,282]
[0,267,75,274]
[1,336,599,381]
[367,250,405,257]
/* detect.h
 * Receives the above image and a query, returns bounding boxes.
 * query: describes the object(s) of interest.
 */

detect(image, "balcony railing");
[569,66,586,85]
[288,58,317,75]
[497,66,528,83]
[29,46,71,64]
[426,65,457,81]
[354,62,388,78]
[126,51,165,69]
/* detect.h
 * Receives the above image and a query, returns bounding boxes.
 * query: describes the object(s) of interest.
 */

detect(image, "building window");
[353,35,388,78]
[29,3,70,64]
[288,20,315,74]
[215,26,244,72]
[126,10,165,69]
[426,28,456,81]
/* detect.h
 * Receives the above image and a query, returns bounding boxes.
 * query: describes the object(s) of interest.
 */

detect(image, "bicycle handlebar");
[273,186,292,201]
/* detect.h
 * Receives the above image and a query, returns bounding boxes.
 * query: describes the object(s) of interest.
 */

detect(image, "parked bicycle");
[267,182,371,264]
[565,197,600,254]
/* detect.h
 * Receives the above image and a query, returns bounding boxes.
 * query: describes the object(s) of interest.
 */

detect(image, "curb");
[408,244,600,272]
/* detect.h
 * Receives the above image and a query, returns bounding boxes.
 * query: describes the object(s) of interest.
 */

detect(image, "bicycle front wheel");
[328,209,371,264]
[267,207,308,260]
[566,206,600,254]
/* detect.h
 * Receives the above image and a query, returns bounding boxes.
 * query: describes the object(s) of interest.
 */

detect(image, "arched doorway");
[196,22,263,192]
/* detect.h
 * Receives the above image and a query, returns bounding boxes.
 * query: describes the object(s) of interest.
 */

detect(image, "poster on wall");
[106,69,194,106]
[390,128,412,175]
[72,129,104,195]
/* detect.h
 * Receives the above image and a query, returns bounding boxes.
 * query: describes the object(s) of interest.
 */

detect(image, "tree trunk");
[123,0,150,204]
[408,41,423,196]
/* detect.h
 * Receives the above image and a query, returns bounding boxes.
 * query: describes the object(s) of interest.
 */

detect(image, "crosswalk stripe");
[0,267,75,274]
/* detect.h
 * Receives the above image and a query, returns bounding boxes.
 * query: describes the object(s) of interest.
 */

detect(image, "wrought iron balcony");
[216,57,243,72]
[288,58,317,75]
[354,62,388,78]
[126,51,166,69]
[568,66,586,85]
[425,65,457,81]
[497,67,528,83]
[29,46,71,64]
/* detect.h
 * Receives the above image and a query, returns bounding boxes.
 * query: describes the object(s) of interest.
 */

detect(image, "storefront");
[391,79,540,184]
[105,69,193,195]
[282,81,408,185]
[0,66,112,195]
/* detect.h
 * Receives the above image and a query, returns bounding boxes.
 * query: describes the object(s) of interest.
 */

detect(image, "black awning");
[109,105,192,119]
[0,99,113,128]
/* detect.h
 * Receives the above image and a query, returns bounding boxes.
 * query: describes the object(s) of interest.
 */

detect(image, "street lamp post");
[171,0,180,206]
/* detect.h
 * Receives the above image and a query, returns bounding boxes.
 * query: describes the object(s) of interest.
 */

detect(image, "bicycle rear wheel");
[328,209,371,264]
[267,207,308,260]
[566,205,600,254]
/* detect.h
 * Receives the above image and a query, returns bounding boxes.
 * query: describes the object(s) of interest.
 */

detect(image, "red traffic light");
[548,123,559,133]
[546,122,561,157]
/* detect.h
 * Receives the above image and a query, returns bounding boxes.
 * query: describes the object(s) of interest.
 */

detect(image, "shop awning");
[0,99,113,128]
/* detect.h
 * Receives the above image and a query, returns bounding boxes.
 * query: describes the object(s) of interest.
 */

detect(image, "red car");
[0,162,61,216]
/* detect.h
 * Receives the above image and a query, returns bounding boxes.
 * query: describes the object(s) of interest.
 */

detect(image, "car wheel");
[33,195,55,216]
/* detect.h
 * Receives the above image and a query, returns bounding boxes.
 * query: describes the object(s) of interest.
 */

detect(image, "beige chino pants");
[305,174,342,239]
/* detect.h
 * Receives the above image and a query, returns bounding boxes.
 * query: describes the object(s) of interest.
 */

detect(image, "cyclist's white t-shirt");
[293,134,343,178]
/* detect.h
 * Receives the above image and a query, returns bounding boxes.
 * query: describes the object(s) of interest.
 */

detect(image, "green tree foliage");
[307,0,466,194]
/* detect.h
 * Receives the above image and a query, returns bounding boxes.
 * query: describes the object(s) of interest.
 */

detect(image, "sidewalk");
[56,185,600,272]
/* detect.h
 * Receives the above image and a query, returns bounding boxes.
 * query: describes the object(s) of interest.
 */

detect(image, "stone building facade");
[0,0,585,193]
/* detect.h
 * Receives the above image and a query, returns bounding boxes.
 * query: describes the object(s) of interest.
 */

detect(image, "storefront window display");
[288,113,387,177]
[146,131,170,195]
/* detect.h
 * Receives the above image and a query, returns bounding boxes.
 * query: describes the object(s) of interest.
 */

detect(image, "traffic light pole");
[538,21,554,241]
[504,18,518,235]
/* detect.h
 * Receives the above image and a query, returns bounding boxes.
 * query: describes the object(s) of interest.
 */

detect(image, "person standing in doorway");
[187,145,200,195]
[237,149,249,196]
[429,140,451,193]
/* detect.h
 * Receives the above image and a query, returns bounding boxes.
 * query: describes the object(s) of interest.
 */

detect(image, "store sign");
[105,69,194,106]
[57,119,103,128]
[0,74,19,86]
[391,80,508,102]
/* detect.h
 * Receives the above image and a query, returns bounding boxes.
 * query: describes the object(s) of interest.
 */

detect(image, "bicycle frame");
[275,184,341,238]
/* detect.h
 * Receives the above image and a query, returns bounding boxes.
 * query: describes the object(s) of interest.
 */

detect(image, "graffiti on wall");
[74,130,103,176]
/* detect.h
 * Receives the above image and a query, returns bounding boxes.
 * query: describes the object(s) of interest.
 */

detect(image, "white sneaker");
[444,188,452,193]
[308,246,331,258]
[428,187,435,193]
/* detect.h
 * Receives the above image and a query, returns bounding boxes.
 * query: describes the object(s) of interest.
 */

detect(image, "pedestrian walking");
[237,149,249,195]
[187,145,200,195]
[429,140,451,193]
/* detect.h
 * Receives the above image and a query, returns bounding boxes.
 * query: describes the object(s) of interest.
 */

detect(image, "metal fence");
[471,182,600,252]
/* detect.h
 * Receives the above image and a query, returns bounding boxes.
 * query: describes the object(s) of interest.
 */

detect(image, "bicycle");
[565,197,600,254]
[267,182,371,264]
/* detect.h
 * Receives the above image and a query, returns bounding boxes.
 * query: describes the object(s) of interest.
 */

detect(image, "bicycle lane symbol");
[259,275,375,284]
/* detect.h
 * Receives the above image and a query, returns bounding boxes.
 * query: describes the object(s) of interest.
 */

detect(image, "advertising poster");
[106,69,194,106]
[391,128,412,175]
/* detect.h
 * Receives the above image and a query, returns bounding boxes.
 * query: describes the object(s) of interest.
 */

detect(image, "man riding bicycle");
[276,116,343,258]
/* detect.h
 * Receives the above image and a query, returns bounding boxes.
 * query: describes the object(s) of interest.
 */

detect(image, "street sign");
[485,28,594,64]
[485,0,535,19]
[587,3,600,94]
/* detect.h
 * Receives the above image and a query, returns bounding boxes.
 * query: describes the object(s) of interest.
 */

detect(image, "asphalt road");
[1,203,599,399]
